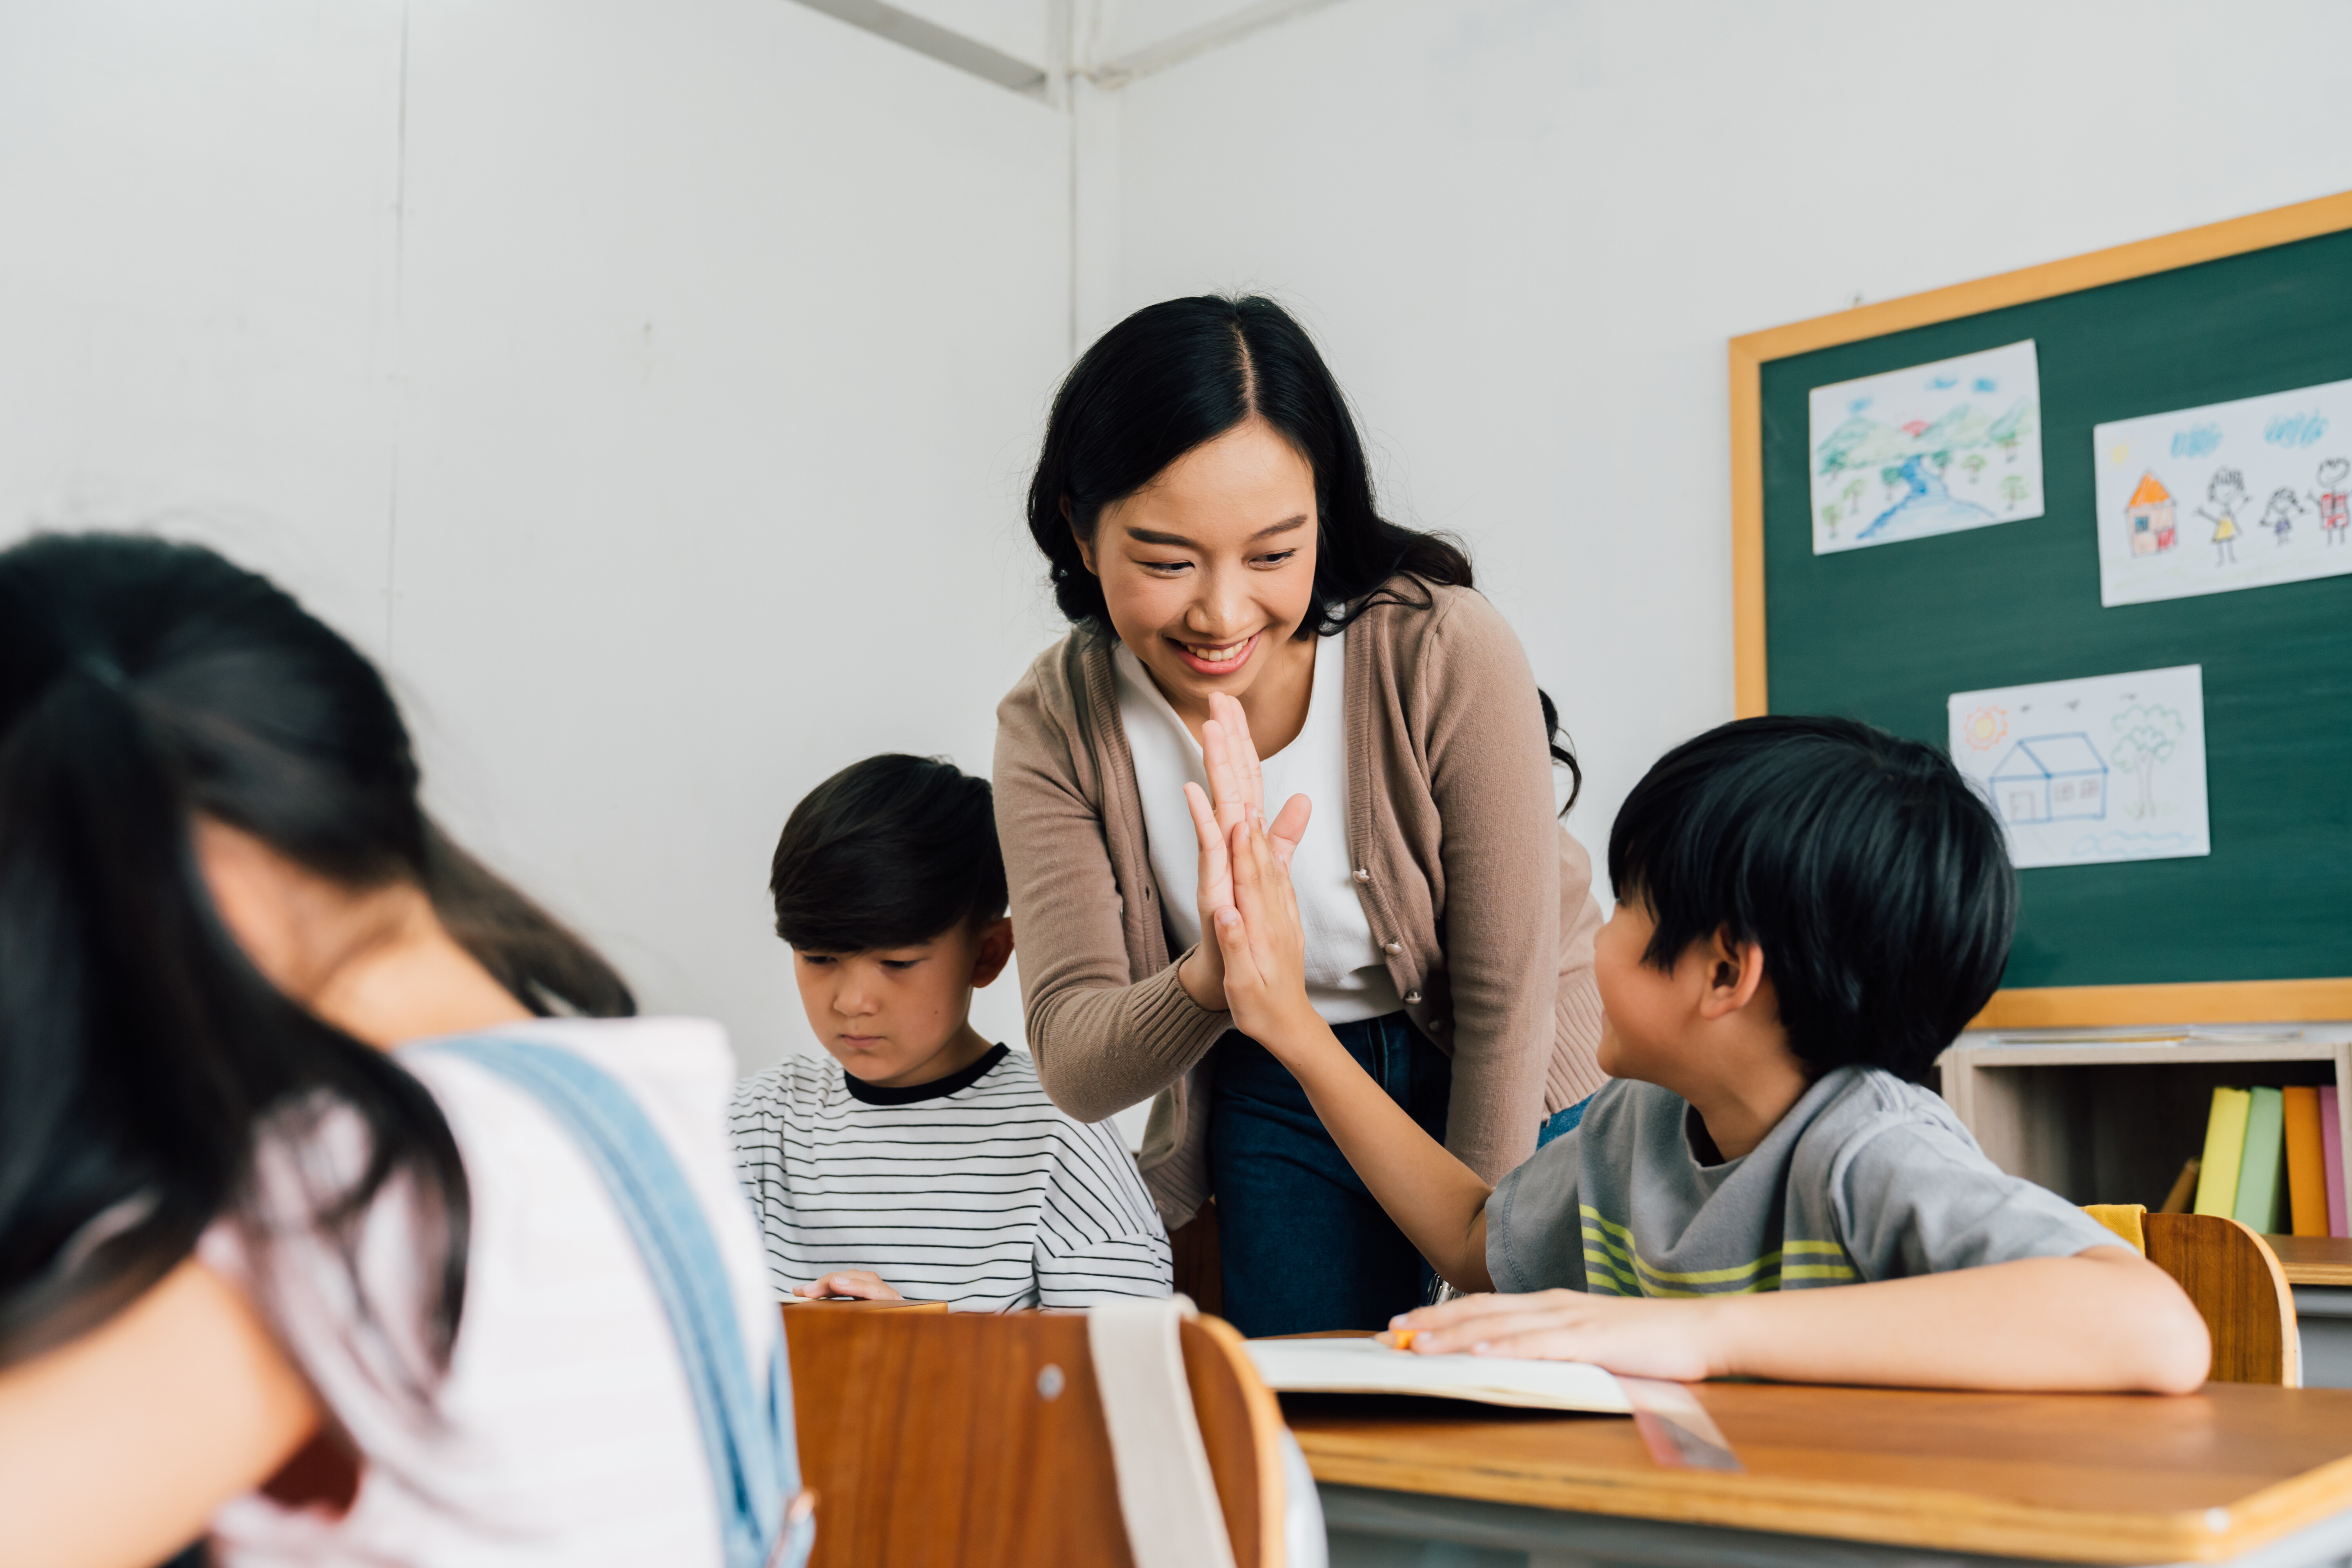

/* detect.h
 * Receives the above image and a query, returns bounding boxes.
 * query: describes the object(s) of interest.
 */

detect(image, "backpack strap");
[416,1035,811,1568]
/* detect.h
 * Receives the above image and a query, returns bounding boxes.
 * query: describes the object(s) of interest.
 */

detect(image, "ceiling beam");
[788,0,1048,96]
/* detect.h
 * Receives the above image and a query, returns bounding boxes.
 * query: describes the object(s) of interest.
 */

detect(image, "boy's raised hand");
[1180,691,1308,1012]
[1208,803,1321,1054]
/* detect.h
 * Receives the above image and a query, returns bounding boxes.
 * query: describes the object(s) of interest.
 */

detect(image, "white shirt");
[729,1044,1171,1310]
[198,1017,775,1568]
[1114,631,1402,1025]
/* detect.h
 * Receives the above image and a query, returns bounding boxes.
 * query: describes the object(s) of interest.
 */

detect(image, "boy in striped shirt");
[729,754,1171,1310]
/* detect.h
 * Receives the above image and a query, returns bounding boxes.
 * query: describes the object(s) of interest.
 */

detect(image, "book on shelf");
[2233,1087,2285,1235]
[2285,1086,2330,1238]
[2328,1086,2348,1238]
[2194,1088,2251,1218]
[2187,1083,2346,1237]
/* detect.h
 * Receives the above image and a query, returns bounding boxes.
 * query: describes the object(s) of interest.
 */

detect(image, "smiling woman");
[994,296,1610,1337]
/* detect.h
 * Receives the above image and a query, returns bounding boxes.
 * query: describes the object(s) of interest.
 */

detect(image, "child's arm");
[1033,1120,1180,1308]
[0,1259,321,1568]
[1195,769,1497,1290]
[1393,1245,2211,1394]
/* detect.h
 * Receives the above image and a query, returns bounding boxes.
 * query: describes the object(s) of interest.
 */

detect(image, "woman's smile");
[1171,631,1259,675]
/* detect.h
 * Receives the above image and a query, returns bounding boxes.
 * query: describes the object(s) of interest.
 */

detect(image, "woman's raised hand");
[1201,693,1310,870]
[1179,691,1309,1012]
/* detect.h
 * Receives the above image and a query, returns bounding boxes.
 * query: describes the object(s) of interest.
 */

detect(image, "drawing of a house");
[1989,735,2110,825]
[2126,472,2178,555]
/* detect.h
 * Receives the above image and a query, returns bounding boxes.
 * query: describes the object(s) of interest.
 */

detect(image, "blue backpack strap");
[415,1035,812,1568]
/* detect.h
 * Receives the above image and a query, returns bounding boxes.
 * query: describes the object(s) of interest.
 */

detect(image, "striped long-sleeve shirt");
[728,1044,1172,1310]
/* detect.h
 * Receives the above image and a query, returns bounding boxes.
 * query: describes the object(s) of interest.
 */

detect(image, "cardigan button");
[1353,868,1371,883]
[1384,940,1402,955]
[1404,990,1423,1005]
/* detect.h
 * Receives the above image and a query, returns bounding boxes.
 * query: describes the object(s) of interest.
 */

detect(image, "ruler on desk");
[1618,1376,1742,1472]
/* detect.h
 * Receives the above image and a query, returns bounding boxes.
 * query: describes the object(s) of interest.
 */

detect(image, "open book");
[1243,1336,1630,1414]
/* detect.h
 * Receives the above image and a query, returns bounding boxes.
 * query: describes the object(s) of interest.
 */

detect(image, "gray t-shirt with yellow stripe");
[1486,1064,2118,1297]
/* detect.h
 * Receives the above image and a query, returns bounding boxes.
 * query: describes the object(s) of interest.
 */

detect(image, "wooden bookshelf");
[2269,1237,2352,1288]
[1938,1031,2352,1227]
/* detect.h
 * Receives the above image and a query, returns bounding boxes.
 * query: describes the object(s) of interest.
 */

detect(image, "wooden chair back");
[781,1305,1288,1568]
[2141,1211,2298,1386]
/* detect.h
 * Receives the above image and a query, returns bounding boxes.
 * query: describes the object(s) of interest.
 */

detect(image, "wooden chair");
[2087,1205,2298,1385]
[781,1304,1290,1567]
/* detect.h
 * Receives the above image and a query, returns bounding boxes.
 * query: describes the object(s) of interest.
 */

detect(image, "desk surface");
[2271,1236,2352,1287]
[1284,1381,2352,1565]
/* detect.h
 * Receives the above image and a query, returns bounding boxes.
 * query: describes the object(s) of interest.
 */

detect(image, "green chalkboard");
[1760,227,2352,989]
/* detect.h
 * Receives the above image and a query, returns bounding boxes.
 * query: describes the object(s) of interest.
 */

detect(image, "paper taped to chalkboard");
[2095,377,2352,607]
[1808,341,2043,555]
[1948,666,2210,870]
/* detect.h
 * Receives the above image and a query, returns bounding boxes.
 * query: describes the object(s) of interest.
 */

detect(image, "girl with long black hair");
[0,534,803,1567]
[995,296,1608,1337]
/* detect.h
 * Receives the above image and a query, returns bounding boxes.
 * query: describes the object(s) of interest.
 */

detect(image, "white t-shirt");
[730,1043,1171,1310]
[196,1016,776,1568]
[1114,630,1402,1025]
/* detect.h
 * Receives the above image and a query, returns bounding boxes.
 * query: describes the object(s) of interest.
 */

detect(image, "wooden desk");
[1285,1382,2352,1566]
[2271,1236,2352,1288]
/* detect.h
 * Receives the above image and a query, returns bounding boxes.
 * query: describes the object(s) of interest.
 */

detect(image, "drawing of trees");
[1998,474,2029,510]
[1990,401,2030,463]
[2110,704,2186,817]
[1962,452,1987,486]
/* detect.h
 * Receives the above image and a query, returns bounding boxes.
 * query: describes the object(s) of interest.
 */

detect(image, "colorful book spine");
[2234,1086,2287,1234]
[2194,1087,2251,1218]
[2285,1086,2329,1238]
[2326,1086,2348,1238]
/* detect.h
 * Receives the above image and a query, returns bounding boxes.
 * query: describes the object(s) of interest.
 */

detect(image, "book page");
[1244,1336,1630,1414]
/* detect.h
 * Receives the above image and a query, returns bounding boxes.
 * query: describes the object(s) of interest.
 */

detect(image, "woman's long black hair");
[0,532,632,1374]
[1026,294,1580,811]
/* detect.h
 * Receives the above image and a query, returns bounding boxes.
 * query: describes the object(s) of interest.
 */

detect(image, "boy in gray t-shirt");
[1198,706,2210,1392]
[1485,1067,2117,1301]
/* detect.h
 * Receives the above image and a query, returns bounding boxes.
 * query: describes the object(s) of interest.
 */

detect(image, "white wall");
[0,0,1073,1072]
[8,0,2352,1088]
[1100,0,2352,893]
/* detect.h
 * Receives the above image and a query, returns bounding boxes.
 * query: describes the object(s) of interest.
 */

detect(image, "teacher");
[994,295,1605,1336]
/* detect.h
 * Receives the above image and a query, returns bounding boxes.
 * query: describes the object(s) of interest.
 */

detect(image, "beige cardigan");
[993,579,1607,1228]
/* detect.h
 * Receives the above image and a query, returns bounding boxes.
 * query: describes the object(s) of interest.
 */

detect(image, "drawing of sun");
[1960,706,2008,751]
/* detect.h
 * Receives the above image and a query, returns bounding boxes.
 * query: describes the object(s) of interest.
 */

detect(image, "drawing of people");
[2198,468,2247,565]
[2312,457,2350,546]
[2259,486,2304,546]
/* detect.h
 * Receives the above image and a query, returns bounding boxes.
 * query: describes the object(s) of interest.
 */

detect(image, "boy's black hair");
[770,754,1007,952]
[1606,715,2016,1083]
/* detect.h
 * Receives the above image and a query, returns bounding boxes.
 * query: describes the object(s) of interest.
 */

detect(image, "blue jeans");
[1537,1095,1592,1148]
[1208,1011,1452,1338]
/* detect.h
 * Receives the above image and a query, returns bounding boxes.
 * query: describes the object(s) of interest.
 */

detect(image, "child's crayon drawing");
[2094,377,2352,607]
[1807,341,2043,556]
[1947,666,2209,871]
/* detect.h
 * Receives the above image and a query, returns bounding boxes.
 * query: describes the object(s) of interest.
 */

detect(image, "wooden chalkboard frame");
[1728,191,2352,1029]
